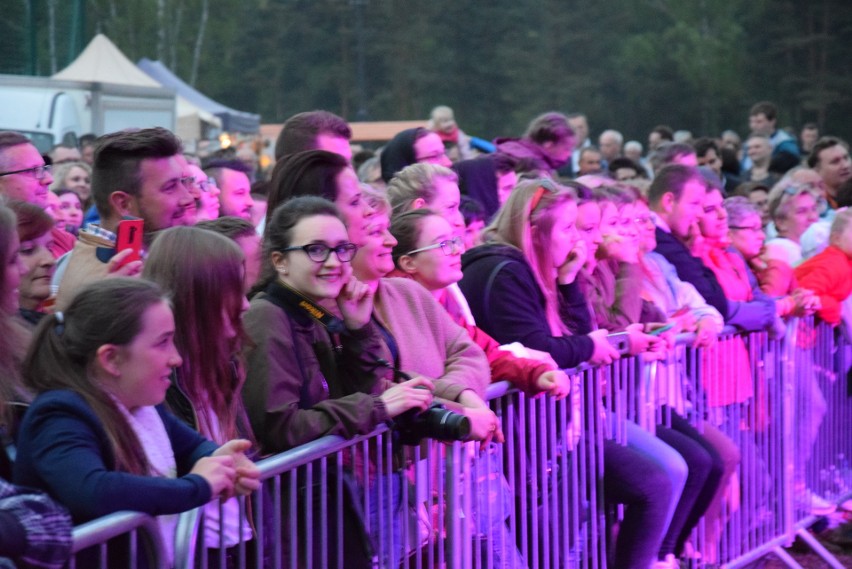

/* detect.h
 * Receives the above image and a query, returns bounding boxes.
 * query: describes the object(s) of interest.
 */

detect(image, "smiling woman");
[6,200,55,326]
[13,278,259,565]
[243,196,434,568]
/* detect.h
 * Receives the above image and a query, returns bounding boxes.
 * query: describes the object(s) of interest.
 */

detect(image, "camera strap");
[265,280,346,334]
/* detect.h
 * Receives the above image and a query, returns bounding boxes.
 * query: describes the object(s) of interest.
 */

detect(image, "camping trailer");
[0,74,176,153]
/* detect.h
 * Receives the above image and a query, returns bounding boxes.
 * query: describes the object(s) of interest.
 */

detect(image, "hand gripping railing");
[69,317,852,569]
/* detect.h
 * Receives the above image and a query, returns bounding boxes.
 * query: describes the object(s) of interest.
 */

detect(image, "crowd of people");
[0,99,850,568]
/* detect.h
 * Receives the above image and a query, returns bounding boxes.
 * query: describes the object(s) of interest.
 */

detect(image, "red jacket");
[794,245,852,326]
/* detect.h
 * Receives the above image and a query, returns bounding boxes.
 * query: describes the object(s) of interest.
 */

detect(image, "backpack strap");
[482,259,514,331]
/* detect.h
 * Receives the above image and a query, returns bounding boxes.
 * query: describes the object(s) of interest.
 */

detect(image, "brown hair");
[250,196,343,298]
[195,216,256,241]
[648,164,702,207]
[23,278,169,474]
[0,205,32,431]
[389,209,439,266]
[265,150,349,229]
[7,200,53,242]
[144,227,250,443]
[274,111,352,161]
[91,127,182,220]
[523,112,574,145]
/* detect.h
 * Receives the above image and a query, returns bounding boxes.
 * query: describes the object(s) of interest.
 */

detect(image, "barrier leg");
[794,528,847,569]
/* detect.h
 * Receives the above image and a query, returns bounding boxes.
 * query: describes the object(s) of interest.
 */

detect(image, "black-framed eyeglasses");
[0,164,51,179]
[405,235,463,256]
[282,242,358,263]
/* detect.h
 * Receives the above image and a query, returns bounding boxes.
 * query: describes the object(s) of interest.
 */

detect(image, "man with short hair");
[0,131,75,257]
[648,142,697,174]
[195,216,261,292]
[0,132,53,206]
[203,159,255,222]
[648,125,674,152]
[54,127,194,308]
[576,146,603,176]
[808,137,852,209]
[567,113,591,176]
[48,144,81,165]
[273,110,352,162]
[649,165,727,317]
[745,101,800,173]
[800,123,819,155]
[493,112,574,177]
[743,135,775,186]
[598,129,623,166]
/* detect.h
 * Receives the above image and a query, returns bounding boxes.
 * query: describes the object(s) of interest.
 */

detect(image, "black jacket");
[653,228,729,318]
[459,243,594,369]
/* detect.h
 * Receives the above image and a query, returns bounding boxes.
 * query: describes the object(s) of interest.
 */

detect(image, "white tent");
[54,34,221,140]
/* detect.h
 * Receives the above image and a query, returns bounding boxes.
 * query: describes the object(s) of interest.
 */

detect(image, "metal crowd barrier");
[66,318,852,569]
[67,511,165,569]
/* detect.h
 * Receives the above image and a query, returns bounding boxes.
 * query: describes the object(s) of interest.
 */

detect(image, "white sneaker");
[797,489,837,516]
[839,497,852,512]
[650,553,678,569]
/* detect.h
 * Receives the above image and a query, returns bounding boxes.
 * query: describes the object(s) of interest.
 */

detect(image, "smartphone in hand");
[115,218,144,267]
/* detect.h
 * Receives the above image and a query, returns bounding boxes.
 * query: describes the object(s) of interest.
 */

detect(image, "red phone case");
[115,219,144,265]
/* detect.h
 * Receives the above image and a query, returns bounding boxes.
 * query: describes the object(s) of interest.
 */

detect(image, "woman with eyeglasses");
[187,162,222,222]
[389,207,570,399]
[243,196,434,568]
[244,196,433,451]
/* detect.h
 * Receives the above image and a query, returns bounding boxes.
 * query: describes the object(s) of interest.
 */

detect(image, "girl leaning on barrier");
[242,196,435,568]
[13,278,260,567]
[143,226,261,558]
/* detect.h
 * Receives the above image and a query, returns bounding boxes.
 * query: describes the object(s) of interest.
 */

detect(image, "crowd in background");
[0,100,850,568]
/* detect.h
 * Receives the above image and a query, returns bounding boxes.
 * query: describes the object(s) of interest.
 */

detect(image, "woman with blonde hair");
[49,161,92,208]
[459,179,616,368]
[460,179,683,569]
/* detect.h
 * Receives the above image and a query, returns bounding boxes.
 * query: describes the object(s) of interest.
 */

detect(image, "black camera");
[394,401,472,446]
[379,363,472,445]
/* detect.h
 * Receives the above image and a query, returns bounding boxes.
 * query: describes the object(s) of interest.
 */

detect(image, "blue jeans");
[366,472,405,569]
[604,422,683,569]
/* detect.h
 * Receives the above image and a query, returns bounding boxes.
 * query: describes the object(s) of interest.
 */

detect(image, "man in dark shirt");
[649,164,728,317]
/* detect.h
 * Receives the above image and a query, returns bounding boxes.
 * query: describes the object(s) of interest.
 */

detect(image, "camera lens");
[423,407,471,441]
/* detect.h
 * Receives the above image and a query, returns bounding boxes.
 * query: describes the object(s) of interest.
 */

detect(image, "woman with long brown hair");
[14,278,259,565]
[0,204,30,480]
[144,225,257,552]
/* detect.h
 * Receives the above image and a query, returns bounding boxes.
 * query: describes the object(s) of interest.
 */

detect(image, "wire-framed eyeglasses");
[405,236,463,256]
